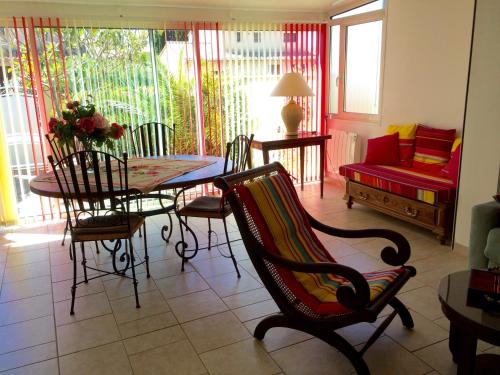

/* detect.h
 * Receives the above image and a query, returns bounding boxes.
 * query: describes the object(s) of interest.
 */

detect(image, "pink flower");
[92,112,109,130]
[79,117,96,135]
[66,102,74,110]
[111,123,125,139]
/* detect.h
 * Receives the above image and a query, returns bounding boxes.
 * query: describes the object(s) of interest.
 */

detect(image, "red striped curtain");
[0,19,326,222]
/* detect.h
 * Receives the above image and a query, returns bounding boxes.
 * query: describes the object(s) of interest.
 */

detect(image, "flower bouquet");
[48,100,127,151]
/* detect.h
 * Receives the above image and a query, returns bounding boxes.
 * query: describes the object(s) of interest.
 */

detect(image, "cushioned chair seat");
[339,163,456,205]
[235,171,406,315]
[179,196,231,218]
[72,214,145,241]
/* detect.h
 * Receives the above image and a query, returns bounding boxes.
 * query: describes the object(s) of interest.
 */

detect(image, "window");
[253,32,261,43]
[331,0,383,20]
[165,30,189,42]
[329,0,384,119]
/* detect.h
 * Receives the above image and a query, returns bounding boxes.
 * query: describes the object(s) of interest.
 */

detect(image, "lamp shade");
[270,72,314,97]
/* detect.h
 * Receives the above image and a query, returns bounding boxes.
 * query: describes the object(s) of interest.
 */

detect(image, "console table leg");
[320,141,325,198]
[300,146,305,191]
[263,148,270,165]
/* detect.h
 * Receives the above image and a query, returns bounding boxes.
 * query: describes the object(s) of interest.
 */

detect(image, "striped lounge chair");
[214,162,416,375]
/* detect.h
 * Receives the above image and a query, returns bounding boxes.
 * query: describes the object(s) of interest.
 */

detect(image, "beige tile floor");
[0,179,490,374]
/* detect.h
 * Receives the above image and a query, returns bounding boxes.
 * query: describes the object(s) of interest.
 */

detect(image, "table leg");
[263,148,270,165]
[449,323,460,363]
[300,146,305,191]
[450,323,477,375]
[457,332,477,375]
[319,141,325,198]
[172,187,200,270]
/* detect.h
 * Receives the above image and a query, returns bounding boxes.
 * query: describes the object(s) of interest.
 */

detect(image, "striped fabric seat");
[235,171,404,315]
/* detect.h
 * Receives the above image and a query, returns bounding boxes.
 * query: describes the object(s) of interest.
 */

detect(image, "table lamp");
[271,72,314,136]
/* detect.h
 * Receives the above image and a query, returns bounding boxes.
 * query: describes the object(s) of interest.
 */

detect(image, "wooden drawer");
[348,182,436,226]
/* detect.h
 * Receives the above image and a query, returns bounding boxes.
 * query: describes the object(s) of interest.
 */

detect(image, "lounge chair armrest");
[256,248,371,309]
[307,213,411,266]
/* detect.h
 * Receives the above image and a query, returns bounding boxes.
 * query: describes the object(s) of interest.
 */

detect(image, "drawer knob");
[358,192,369,200]
[383,196,390,204]
[404,207,419,217]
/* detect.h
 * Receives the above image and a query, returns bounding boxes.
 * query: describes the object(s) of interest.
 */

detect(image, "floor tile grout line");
[0,349,59,373]
[127,231,209,374]
[47,232,62,375]
[0,340,57,358]
[0,289,53,305]
[0,311,54,329]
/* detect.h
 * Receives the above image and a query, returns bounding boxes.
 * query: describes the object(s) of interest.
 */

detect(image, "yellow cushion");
[386,123,417,139]
[451,137,462,152]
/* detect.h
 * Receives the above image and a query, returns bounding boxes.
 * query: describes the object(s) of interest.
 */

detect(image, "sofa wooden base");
[344,180,453,244]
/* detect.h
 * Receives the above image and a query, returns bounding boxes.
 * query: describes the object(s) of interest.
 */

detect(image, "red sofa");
[339,125,459,244]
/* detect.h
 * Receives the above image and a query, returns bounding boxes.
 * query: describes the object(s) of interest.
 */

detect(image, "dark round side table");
[438,270,500,375]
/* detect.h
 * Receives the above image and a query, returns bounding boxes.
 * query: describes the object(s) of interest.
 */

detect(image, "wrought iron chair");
[46,133,79,247]
[48,151,149,314]
[214,162,416,375]
[176,134,254,277]
[129,122,176,241]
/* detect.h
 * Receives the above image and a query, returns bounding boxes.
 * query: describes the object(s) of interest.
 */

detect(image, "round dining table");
[29,154,228,197]
[29,154,230,269]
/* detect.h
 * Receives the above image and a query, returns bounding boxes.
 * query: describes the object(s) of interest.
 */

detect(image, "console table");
[438,270,500,375]
[251,131,331,198]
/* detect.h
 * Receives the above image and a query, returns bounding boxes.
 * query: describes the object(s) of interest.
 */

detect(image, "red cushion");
[398,140,415,167]
[440,144,461,185]
[364,133,400,166]
[413,125,456,173]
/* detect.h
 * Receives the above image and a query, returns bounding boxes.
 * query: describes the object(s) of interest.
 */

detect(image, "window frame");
[328,8,386,123]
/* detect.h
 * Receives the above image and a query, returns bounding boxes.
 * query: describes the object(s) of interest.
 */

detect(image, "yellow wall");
[0,113,17,225]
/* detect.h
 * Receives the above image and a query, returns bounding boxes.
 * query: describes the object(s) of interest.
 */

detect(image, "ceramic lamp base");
[281,99,303,136]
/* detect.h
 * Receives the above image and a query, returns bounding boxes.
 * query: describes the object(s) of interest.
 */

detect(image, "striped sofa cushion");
[235,171,404,315]
[386,124,417,167]
[413,125,456,173]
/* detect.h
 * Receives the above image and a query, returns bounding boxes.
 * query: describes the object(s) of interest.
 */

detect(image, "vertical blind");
[0,18,326,223]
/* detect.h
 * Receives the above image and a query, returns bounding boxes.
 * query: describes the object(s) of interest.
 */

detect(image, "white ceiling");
[2,0,343,12]
[0,0,351,24]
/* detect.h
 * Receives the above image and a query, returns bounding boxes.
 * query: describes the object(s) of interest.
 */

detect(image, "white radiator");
[327,129,360,175]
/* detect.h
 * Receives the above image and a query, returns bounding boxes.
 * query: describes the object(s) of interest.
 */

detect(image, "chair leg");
[178,216,187,272]
[223,217,240,278]
[389,297,414,329]
[254,313,370,375]
[143,221,150,278]
[207,218,212,251]
[95,241,100,254]
[62,220,69,246]
[70,242,77,315]
[254,313,290,340]
[80,242,88,283]
[128,238,141,309]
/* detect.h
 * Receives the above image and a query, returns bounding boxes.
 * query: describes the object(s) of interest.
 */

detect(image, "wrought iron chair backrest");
[45,134,80,167]
[130,122,175,157]
[48,150,132,234]
[223,134,254,175]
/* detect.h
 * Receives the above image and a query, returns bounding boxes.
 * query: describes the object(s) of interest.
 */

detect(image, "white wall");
[328,0,475,158]
[455,0,500,246]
